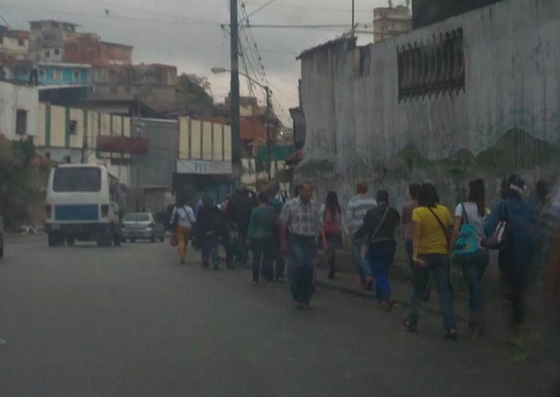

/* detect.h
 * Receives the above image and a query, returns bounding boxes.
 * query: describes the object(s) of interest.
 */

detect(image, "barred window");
[398,29,465,101]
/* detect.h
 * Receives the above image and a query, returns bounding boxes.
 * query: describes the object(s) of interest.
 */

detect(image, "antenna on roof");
[388,0,394,8]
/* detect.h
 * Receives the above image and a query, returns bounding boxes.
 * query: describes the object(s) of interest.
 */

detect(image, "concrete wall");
[29,47,64,63]
[298,0,560,216]
[0,81,39,140]
[130,118,179,188]
[64,41,132,66]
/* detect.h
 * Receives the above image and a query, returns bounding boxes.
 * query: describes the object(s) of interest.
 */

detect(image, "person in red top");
[323,191,343,280]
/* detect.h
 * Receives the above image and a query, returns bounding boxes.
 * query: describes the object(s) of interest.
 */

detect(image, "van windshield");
[53,168,102,192]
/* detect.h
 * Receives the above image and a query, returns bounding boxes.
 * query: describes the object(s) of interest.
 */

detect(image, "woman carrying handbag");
[354,190,400,311]
[403,183,458,340]
[450,179,490,338]
[170,197,196,265]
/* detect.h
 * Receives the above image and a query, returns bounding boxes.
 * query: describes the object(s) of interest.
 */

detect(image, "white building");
[0,28,29,59]
[0,81,39,141]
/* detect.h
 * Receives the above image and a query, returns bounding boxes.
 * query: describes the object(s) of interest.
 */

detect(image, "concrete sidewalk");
[314,266,511,325]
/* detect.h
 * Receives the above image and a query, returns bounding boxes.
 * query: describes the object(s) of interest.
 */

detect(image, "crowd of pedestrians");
[168,175,559,342]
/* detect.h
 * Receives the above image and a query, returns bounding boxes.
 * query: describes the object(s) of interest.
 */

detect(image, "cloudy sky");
[1,0,393,124]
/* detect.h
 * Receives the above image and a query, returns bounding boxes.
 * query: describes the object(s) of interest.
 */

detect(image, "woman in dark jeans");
[403,183,458,340]
[354,190,400,311]
[323,191,343,280]
[248,192,276,285]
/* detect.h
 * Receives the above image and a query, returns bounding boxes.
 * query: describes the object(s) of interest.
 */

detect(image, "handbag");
[481,202,510,250]
[451,203,480,262]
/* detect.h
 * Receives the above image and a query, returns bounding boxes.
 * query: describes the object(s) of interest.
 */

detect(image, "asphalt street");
[0,236,557,397]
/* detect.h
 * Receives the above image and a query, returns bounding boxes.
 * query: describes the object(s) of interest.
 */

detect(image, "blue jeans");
[459,250,490,313]
[201,234,219,268]
[407,254,457,333]
[366,242,396,302]
[252,237,274,282]
[289,235,317,304]
[354,239,368,281]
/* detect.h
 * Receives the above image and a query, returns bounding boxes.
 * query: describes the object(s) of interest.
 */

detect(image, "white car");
[122,213,165,243]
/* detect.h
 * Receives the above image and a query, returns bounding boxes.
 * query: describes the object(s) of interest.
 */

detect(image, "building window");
[53,69,61,81]
[398,28,465,101]
[110,85,118,94]
[45,50,50,57]
[69,120,77,135]
[16,110,27,135]
[54,48,60,56]
[73,70,80,81]
[39,69,45,78]
[18,38,25,46]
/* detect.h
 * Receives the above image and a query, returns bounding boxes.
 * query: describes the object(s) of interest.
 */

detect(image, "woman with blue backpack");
[450,178,490,339]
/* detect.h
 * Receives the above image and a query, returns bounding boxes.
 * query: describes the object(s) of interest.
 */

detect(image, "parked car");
[122,213,165,243]
[0,215,4,258]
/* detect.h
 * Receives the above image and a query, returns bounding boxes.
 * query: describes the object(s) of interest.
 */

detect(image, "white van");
[45,164,123,247]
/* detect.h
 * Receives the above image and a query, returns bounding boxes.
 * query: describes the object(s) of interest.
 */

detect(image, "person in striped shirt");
[346,182,378,288]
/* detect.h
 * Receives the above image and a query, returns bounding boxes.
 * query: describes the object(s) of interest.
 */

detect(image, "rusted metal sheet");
[97,135,149,155]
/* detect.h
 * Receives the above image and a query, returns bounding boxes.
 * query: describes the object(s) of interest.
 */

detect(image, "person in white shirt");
[170,197,196,264]
[450,178,490,338]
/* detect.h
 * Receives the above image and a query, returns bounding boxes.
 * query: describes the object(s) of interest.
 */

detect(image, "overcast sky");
[1,0,394,124]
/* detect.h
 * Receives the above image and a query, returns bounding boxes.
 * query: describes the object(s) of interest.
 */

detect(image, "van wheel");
[113,233,122,246]
[66,237,75,246]
[159,235,165,243]
[97,230,112,247]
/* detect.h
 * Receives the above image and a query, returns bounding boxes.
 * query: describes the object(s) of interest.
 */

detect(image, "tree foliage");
[0,137,45,229]
[177,73,215,117]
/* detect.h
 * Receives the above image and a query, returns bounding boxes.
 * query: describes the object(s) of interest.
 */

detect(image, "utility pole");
[351,0,355,38]
[265,86,272,181]
[230,0,241,184]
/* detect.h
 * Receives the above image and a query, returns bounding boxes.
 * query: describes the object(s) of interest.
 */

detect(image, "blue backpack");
[451,203,480,262]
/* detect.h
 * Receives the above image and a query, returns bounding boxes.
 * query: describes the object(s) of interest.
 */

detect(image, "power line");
[243,1,372,13]
[241,0,277,22]
[247,23,354,29]
[0,3,222,26]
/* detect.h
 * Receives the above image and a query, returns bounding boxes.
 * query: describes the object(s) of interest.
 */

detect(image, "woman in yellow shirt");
[403,183,458,340]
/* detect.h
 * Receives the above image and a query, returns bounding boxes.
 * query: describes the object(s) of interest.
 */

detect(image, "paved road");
[0,236,557,397]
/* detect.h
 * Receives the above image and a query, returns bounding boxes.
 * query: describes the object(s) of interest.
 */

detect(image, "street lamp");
[212,67,273,181]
